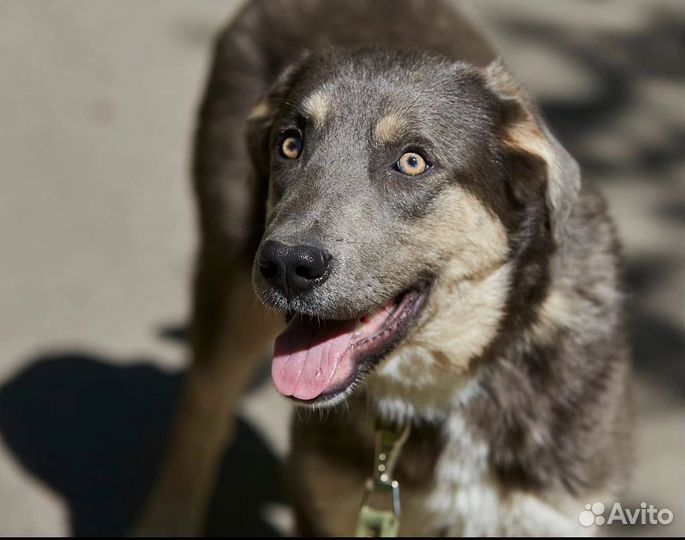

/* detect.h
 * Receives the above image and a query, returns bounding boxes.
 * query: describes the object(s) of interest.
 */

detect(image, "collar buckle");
[355,420,410,537]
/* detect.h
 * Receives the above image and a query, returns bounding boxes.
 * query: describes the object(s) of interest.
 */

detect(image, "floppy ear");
[245,52,312,186]
[483,60,580,241]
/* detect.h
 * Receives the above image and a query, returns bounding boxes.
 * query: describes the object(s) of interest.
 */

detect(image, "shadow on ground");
[0,348,283,537]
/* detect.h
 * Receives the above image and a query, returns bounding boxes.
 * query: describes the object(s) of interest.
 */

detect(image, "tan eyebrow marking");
[375,113,409,143]
[302,90,330,127]
[246,99,271,121]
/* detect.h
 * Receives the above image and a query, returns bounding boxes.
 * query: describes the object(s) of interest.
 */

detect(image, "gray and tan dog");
[137,0,632,536]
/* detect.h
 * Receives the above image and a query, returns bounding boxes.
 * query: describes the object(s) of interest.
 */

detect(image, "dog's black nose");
[259,240,331,297]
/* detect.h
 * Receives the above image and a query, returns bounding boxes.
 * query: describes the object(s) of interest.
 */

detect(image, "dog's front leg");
[133,252,281,536]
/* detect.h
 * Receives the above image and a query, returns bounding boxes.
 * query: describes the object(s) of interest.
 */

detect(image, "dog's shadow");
[0,338,284,537]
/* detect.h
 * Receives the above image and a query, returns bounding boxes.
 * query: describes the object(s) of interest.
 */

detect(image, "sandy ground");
[0,0,682,536]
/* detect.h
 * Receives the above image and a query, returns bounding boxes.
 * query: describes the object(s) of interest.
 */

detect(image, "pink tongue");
[271,317,358,401]
[271,303,397,400]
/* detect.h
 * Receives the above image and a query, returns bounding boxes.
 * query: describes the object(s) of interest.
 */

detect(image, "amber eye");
[280,133,303,159]
[396,151,429,176]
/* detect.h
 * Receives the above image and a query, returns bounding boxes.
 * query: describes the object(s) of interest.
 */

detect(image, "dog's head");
[248,47,579,410]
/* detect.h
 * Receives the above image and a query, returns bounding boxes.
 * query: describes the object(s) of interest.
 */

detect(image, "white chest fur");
[297,409,590,537]
[407,414,590,536]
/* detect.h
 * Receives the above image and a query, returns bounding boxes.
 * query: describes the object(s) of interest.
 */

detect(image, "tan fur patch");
[484,60,580,235]
[368,188,510,417]
[302,90,330,127]
[503,120,568,222]
[374,113,409,143]
[246,99,271,121]
[409,187,509,285]
[529,271,622,347]
[504,120,559,184]
[487,62,558,184]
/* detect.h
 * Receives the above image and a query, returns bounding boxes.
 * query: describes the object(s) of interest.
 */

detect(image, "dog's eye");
[279,132,303,159]
[395,152,429,176]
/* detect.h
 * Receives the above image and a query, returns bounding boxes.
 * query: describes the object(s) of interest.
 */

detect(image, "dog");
[136,0,632,536]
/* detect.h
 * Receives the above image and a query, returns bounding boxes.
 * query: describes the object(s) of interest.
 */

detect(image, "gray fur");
[139,0,632,535]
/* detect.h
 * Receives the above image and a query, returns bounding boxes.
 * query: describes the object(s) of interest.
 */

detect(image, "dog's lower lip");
[280,282,431,405]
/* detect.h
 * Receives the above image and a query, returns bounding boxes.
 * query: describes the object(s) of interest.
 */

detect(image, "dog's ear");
[483,60,580,240]
[245,52,312,184]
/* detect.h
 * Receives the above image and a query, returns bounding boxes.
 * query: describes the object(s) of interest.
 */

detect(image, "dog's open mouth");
[271,283,430,403]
